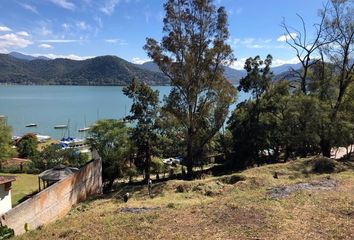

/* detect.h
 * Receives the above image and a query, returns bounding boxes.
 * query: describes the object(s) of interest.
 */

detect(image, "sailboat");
[78,116,90,132]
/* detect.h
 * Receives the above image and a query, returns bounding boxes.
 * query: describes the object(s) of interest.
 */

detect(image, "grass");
[15,158,354,239]
[1,173,38,206]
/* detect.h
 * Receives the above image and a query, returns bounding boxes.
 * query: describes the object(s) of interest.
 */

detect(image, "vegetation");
[3,0,354,238]
[15,157,354,240]
[0,173,39,206]
[16,133,38,159]
[29,144,88,173]
[144,0,237,178]
[123,79,160,181]
[0,54,168,86]
[88,119,132,191]
[0,119,16,166]
[0,225,14,240]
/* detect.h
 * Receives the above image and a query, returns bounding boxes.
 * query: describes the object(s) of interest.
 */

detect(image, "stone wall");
[0,156,102,235]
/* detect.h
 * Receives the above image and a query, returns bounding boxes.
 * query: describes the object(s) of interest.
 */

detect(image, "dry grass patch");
[16,158,354,240]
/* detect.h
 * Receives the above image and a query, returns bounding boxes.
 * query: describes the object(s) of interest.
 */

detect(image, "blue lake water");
[0,85,249,140]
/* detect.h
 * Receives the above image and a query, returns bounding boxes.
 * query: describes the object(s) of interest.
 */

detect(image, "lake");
[0,85,249,140]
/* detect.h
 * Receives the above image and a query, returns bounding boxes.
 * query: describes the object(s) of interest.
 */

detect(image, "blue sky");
[0,0,326,69]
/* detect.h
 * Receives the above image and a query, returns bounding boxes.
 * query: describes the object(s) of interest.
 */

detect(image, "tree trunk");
[144,144,151,182]
[186,127,194,179]
[320,139,331,158]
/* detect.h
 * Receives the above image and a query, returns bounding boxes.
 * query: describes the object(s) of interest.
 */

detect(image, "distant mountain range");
[0,52,301,86]
[0,53,167,85]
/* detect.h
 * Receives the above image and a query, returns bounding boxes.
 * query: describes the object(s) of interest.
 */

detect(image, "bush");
[312,157,336,174]
[0,225,14,239]
[219,174,246,184]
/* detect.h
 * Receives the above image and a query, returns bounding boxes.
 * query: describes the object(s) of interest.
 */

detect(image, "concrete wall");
[0,156,102,235]
[0,184,12,215]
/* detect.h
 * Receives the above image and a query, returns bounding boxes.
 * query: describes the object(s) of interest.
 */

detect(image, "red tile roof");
[0,176,16,185]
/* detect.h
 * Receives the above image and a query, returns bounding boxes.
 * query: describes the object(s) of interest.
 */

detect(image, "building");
[0,176,16,215]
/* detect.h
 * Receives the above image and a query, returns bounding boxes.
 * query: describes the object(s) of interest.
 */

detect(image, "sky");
[0,0,327,69]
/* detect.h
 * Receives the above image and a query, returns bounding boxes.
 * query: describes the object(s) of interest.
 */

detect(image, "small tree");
[0,119,16,166]
[16,133,38,158]
[88,119,130,191]
[123,78,159,181]
[30,144,88,172]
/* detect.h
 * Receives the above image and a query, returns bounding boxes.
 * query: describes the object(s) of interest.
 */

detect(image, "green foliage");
[311,157,336,174]
[0,119,16,163]
[30,144,88,172]
[88,119,131,190]
[219,174,246,185]
[0,54,168,85]
[16,133,38,158]
[144,0,237,177]
[151,157,164,176]
[0,225,14,240]
[123,78,160,181]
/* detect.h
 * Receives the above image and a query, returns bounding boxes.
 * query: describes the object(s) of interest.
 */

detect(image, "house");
[0,176,16,215]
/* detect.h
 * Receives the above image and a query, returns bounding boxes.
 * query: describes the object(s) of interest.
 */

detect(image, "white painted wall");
[0,184,12,215]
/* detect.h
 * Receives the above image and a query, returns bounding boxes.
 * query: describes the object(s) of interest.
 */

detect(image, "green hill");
[0,54,168,86]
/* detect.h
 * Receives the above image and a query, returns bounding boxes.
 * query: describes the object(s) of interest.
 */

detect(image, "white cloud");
[0,26,12,32]
[61,23,71,31]
[228,58,248,70]
[0,33,32,50]
[38,39,79,43]
[277,33,297,42]
[19,3,38,14]
[228,57,300,70]
[38,43,53,49]
[50,0,75,10]
[31,53,94,60]
[76,21,90,31]
[229,37,273,49]
[17,31,30,37]
[105,39,127,45]
[100,0,120,15]
[272,57,300,66]
[131,57,150,64]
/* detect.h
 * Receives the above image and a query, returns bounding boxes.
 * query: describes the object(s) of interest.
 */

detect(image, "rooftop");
[0,176,16,185]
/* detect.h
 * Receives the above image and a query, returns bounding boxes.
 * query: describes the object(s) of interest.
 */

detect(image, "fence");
[0,155,102,235]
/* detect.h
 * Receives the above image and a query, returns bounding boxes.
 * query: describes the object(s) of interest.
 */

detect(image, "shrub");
[219,174,246,184]
[0,225,14,239]
[312,157,336,174]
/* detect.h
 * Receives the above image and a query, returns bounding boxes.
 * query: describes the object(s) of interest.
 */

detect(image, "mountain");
[9,52,50,61]
[136,61,246,85]
[0,52,305,86]
[271,63,302,75]
[0,54,168,85]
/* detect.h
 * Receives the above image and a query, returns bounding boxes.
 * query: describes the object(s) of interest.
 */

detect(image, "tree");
[123,78,159,181]
[144,0,237,178]
[229,55,273,166]
[16,133,38,158]
[30,144,88,172]
[281,4,331,94]
[88,119,131,190]
[0,119,16,165]
[318,0,354,157]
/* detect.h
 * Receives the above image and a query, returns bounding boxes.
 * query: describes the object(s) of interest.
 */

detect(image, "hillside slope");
[17,158,354,240]
[0,54,168,86]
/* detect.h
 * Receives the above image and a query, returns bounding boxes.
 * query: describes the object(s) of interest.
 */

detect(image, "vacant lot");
[17,158,354,240]
[1,173,38,206]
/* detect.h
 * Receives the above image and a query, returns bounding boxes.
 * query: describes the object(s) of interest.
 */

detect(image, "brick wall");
[0,155,102,235]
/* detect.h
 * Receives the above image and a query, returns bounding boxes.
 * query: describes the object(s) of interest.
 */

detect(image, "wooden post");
[38,177,41,191]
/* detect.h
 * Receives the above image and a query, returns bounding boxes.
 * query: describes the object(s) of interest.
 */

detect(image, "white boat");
[54,124,68,129]
[35,134,51,143]
[78,127,90,132]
